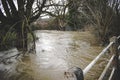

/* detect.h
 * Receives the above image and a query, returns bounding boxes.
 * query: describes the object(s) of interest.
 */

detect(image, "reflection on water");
[0,30,104,80]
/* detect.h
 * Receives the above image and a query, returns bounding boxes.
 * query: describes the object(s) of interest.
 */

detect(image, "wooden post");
[110,36,120,80]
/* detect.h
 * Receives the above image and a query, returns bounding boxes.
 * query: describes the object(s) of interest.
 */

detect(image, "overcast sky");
[0,0,63,18]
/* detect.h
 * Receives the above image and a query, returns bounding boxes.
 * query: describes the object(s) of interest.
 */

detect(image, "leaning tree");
[0,0,47,51]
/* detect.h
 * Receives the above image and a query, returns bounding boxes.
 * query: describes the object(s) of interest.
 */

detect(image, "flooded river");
[0,30,109,80]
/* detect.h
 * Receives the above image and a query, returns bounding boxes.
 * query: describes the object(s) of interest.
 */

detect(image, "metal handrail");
[108,67,115,80]
[65,36,120,80]
[83,42,114,75]
[82,36,120,79]
[98,54,115,80]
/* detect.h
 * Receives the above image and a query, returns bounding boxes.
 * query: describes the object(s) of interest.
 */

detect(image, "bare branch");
[0,8,7,22]
[17,0,24,16]
[26,0,35,18]
[1,0,11,17]
[44,4,65,7]
[30,0,47,22]
[7,0,18,17]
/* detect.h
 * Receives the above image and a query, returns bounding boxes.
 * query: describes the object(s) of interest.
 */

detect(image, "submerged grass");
[70,31,112,80]
[0,31,16,51]
[0,30,112,80]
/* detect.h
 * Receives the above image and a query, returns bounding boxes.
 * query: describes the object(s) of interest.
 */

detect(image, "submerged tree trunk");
[0,0,50,52]
[15,21,28,51]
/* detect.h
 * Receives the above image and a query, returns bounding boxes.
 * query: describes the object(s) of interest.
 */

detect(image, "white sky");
[0,0,67,18]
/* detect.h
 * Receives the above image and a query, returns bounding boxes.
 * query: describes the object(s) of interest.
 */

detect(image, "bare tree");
[82,0,120,45]
[41,0,67,30]
[67,0,81,30]
[0,0,47,51]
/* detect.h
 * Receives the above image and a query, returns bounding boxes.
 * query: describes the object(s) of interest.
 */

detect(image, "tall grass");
[0,30,16,51]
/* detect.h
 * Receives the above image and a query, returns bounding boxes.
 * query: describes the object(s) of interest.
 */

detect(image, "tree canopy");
[0,0,120,51]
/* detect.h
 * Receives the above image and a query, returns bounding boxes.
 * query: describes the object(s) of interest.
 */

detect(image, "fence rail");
[98,54,115,80]
[83,36,120,80]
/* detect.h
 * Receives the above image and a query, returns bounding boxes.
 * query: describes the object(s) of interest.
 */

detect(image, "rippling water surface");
[0,30,107,80]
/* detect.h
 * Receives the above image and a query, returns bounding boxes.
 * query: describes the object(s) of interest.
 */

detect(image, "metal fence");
[83,36,120,80]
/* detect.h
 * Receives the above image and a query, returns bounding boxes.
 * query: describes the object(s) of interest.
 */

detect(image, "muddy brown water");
[0,30,110,80]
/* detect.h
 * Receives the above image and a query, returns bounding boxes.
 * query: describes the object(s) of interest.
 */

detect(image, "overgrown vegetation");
[0,0,120,51]
[45,0,120,45]
[83,0,120,45]
[0,0,47,51]
[0,24,16,50]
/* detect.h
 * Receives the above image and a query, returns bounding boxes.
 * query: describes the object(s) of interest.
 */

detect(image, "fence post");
[110,36,120,80]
